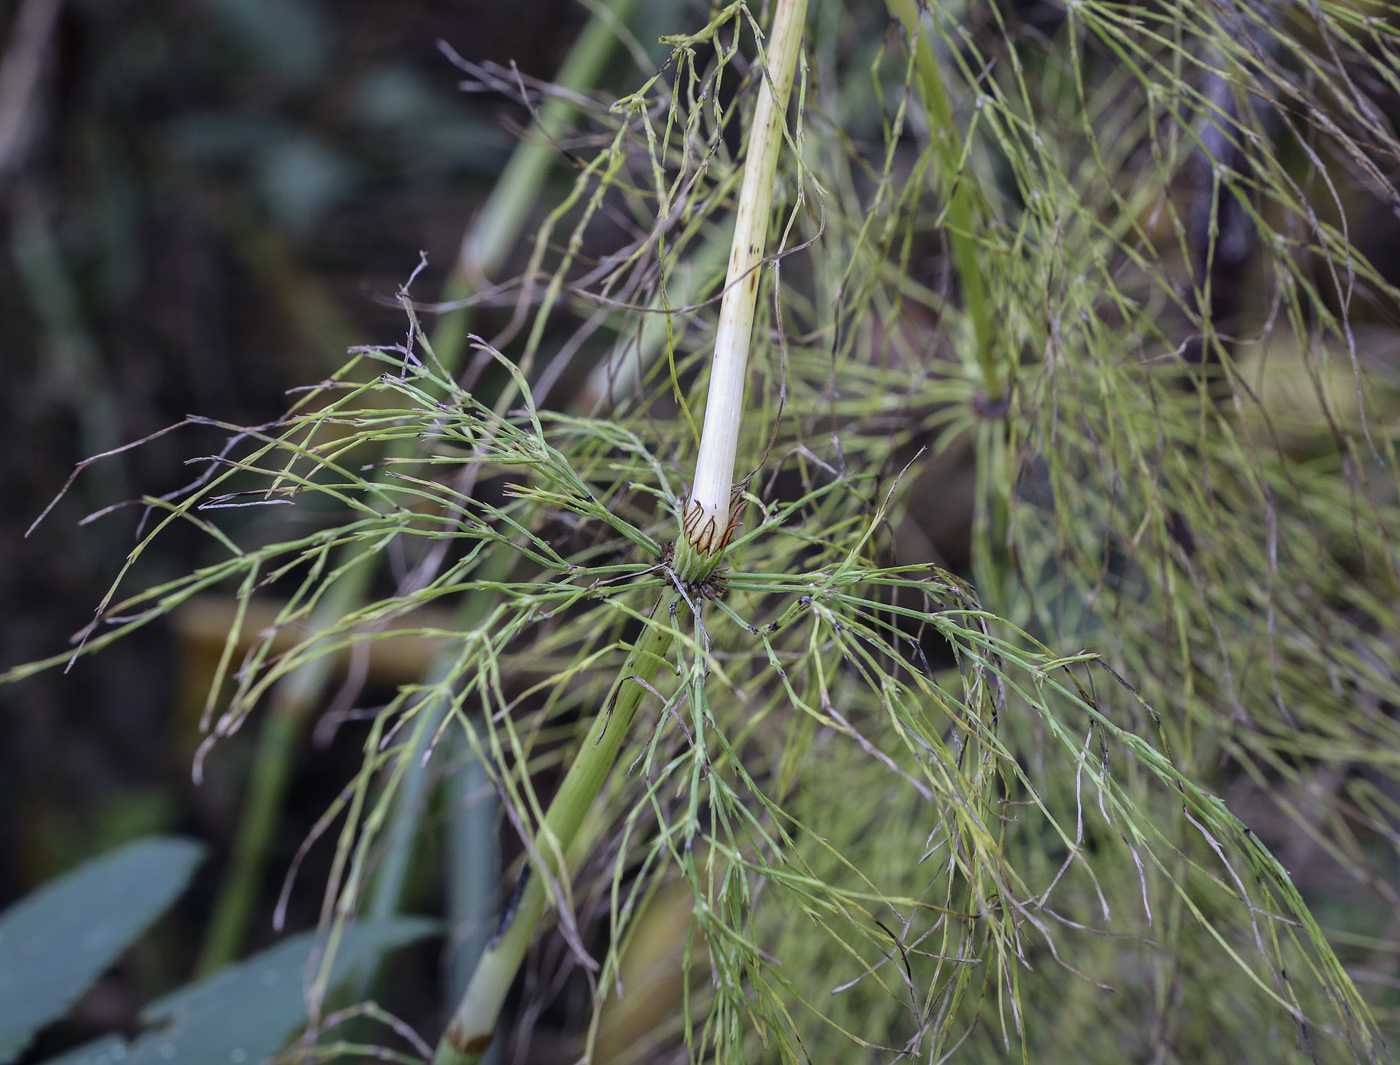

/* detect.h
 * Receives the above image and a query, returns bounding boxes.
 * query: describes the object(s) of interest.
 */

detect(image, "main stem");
[674,0,809,584]
[433,593,677,1065]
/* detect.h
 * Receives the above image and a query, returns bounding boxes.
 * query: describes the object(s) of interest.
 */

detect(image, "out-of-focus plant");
[0,836,434,1065]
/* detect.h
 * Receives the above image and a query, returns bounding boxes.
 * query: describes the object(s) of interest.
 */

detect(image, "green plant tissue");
[0,836,206,1064]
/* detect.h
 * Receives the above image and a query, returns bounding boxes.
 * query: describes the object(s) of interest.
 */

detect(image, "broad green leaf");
[0,837,205,1064]
[42,918,439,1065]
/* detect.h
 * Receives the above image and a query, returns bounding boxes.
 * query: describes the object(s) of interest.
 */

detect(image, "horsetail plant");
[7,1,1400,1063]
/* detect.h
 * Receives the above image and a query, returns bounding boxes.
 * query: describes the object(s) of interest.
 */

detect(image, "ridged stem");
[676,0,810,584]
[432,593,678,1065]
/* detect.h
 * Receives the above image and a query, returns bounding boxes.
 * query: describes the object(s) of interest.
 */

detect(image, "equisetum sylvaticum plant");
[7,0,1400,1063]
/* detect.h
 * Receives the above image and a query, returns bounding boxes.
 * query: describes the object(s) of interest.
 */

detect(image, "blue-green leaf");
[42,918,439,1065]
[200,0,332,86]
[254,134,354,235]
[0,837,205,1064]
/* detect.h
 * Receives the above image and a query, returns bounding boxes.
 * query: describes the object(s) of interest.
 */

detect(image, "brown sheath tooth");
[693,515,721,553]
[444,1017,493,1057]
[682,494,743,556]
[682,499,705,538]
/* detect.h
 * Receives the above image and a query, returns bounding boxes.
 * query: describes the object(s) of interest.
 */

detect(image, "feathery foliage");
[8,0,1400,1062]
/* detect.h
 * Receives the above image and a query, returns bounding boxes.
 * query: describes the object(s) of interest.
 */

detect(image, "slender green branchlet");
[676,0,809,585]
[195,0,645,977]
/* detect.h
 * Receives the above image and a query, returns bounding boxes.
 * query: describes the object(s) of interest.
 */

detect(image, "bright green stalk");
[673,0,810,585]
[433,592,678,1065]
[885,0,999,403]
[353,216,733,1011]
[196,0,642,975]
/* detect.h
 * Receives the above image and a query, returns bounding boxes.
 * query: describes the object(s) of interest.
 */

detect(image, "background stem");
[885,0,999,402]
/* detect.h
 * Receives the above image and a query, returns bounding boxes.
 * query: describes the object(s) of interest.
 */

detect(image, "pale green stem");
[433,592,678,1065]
[885,0,999,403]
[675,0,810,584]
[445,739,499,1004]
